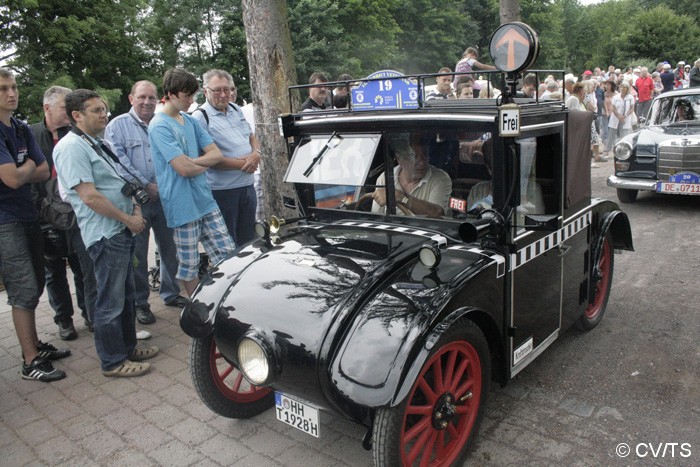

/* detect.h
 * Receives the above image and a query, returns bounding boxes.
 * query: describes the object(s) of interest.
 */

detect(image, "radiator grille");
[657,143,700,181]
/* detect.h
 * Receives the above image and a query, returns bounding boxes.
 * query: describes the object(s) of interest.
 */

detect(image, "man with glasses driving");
[105,81,187,326]
[192,69,261,246]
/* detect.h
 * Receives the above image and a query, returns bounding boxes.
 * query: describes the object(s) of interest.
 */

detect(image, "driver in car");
[370,134,451,218]
[675,99,695,122]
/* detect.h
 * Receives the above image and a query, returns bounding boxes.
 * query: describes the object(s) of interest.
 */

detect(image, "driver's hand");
[371,188,387,207]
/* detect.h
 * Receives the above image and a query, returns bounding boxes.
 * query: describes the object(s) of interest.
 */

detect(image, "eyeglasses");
[206,87,236,95]
[81,108,108,115]
[134,95,157,102]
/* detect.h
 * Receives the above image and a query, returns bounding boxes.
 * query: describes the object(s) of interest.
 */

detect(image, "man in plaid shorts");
[148,68,235,296]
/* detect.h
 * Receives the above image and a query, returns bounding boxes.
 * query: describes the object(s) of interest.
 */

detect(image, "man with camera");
[54,89,158,378]
[105,80,187,326]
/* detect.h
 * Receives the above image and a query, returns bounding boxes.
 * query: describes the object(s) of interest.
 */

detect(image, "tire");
[616,188,638,204]
[576,233,614,331]
[372,320,491,466]
[189,334,274,418]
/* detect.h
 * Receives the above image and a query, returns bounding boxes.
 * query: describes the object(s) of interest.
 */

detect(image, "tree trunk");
[500,0,521,24]
[242,0,299,219]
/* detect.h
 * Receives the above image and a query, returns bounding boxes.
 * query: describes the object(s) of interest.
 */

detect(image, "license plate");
[656,182,700,194]
[275,392,320,437]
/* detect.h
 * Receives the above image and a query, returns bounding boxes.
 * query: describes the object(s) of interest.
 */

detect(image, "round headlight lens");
[237,337,269,385]
[419,244,441,269]
[614,141,633,161]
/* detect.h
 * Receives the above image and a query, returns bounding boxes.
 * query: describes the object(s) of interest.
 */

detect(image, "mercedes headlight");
[237,337,270,385]
[614,141,633,161]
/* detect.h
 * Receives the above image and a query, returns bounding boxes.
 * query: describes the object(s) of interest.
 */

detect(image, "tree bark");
[500,0,521,24]
[242,0,299,219]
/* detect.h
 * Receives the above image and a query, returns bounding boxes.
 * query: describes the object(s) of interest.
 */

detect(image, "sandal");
[103,361,150,377]
[129,345,159,362]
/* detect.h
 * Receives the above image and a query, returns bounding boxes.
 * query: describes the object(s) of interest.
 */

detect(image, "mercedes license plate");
[275,392,319,437]
[656,182,700,195]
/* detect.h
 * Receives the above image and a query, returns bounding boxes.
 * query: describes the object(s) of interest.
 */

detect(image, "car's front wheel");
[189,334,274,418]
[576,233,614,331]
[372,320,490,466]
[616,188,638,203]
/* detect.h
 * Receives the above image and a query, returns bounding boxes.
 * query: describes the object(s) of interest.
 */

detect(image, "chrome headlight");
[419,244,442,269]
[237,337,271,385]
[614,141,633,161]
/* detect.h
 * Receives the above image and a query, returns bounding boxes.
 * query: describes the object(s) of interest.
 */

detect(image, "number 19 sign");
[351,70,419,111]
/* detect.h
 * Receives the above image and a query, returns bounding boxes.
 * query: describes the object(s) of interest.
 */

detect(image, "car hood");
[628,124,700,154]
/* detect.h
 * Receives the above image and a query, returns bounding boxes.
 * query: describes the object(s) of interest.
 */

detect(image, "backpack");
[40,177,76,230]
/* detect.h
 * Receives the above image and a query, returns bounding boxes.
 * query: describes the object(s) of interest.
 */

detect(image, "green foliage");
[4,0,700,121]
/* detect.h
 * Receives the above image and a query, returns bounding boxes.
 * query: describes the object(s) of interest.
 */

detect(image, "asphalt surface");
[0,158,698,466]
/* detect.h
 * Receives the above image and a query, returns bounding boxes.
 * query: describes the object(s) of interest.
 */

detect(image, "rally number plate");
[275,392,320,438]
[656,182,700,195]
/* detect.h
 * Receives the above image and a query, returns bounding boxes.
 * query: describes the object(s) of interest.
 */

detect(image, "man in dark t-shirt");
[0,67,69,382]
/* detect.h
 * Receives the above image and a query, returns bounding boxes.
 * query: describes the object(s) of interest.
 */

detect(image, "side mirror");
[524,214,558,231]
[282,196,297,209]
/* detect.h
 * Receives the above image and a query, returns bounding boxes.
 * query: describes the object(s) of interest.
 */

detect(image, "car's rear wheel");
[616,188,638,203]
[576,233,614,331]
[372,320,490,466]
[189,334,274,418]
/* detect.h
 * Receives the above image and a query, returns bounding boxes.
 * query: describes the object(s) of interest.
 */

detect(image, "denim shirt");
[104,108,154,186]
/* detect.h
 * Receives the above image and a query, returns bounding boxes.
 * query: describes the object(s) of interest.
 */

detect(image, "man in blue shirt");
[148,68,235,296]
[0,68,68,382]
[105,80,187,325]
[192,69,261,245]
[54,89,158,378]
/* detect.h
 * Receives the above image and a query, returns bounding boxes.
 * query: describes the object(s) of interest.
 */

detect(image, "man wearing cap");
[660,64,675,92]
[582,70,593,81]
[635,67,654,120]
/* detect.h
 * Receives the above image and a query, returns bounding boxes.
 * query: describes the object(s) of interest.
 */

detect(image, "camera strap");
[70,126,142,183]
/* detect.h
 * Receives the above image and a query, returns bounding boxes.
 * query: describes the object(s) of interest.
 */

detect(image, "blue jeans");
[133,199,180,307]
[212,185,257,246]
[87,230,137,371]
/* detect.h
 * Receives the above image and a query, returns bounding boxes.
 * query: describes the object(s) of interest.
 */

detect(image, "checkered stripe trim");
[449,245,507,278]
[510,211,591,271]
[335,221,447,244]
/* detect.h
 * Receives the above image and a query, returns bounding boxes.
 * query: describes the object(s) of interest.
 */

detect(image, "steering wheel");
[343,192,414,215]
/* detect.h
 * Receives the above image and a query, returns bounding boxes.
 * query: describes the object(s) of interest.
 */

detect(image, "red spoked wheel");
[576,233,614,331]
[189,334,274,418]
[373,320,490,466]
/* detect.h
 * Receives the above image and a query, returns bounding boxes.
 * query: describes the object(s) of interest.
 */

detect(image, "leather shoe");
[57,320,77,341]
[164,295,189,308]
[136,307,156,325]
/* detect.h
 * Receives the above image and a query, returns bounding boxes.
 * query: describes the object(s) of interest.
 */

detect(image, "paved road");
[1,158,698,466]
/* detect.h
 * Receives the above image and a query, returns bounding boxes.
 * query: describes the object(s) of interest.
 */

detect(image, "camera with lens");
[121,180,150,206]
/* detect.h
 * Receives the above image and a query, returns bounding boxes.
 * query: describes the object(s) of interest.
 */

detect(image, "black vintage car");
[181,25,634,466]
[608,87,700,203]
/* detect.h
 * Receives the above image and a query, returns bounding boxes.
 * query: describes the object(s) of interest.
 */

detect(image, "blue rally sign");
[351,70,419,111]
[668,172,700,183]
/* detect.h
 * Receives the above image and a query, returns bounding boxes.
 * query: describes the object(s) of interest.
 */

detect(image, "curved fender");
[587,209,633,303]
[328,249,504,409]
[180,244,266,338]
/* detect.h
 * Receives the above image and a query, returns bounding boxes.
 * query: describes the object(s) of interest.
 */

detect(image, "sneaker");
[36,341,71,360]
[136,306,156,325]
[164,295,189,308]
[102,360,150,378]
[136,330,151,340]
[22,357,66,382]
[57,320,77,341]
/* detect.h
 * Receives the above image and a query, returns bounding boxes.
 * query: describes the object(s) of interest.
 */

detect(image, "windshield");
[649,94,700,125]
